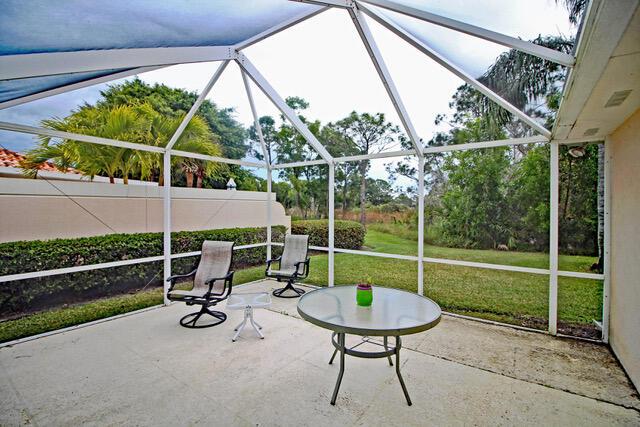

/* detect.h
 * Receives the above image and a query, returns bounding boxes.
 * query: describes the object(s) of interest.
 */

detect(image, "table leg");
[248,309,264,339]
[383,336,393,366]
[395,336,412,406]
[328,348,338,365]
[330,332,345,405]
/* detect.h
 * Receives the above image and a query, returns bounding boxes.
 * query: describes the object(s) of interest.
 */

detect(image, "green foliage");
[0,226,285,317]
[291,220,365,250]
[98,78,248,159]
[1,228,601,343]
[22,102,224,186]
[440,147,511,249]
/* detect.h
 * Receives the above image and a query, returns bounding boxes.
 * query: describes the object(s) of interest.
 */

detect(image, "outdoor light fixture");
[568,146,586,158]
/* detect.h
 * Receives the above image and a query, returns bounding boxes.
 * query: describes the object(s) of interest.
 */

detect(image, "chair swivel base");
[179,306,227,328]
[272,281,306,298]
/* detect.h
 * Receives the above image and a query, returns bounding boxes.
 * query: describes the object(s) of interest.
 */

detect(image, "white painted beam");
[549,142,560,335]
[236,53,333,162]
[328,163,336,286]
[162,151,172,306]
[165,61,229,151]
[358,0,575,67]
[0,121,164,153]
[241,67,274,260]
[0,46,235,80]
[271,159,327,169]
[602,138,612,343]
[241,70,271,166]
[349,8,424,157]
[336,149,416,163]
[0,66,165,111]
[417,155,425,295]
[236,6,330,50]
[423,136,548,154]
[169,150,265,168]
[360,3,552,138]
[288,0,352,7]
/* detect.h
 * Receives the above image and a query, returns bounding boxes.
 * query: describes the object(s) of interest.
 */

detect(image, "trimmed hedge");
[0,226,285,318]
[291,220,364,250]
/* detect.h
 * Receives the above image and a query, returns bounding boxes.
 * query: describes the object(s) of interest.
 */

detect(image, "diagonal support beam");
[236,6,330,50]
[241,70,271,167]
[349,8,423,157]
[236,53,333,163]
[361,3,551,138]
[358,0,575,67]
[0,66,166,111]
[165,61,229,151]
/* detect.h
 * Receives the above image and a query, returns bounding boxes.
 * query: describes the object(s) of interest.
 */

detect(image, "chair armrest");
[294,258,310,277]
[265,256,282,273]
[205,270,235,297]
[166,269,197,291]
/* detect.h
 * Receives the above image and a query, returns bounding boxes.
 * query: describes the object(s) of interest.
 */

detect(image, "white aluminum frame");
[357,0,576,67]
[241,68,274,259]
[360,3,552,138]
[235,6,331,51]
[235,53,333,163]
[602,137,612,343]
[0,66,166,111]
[549,142,560,335]
[349,7,425,157]
[0,1,608,342]
[0,46,236,80]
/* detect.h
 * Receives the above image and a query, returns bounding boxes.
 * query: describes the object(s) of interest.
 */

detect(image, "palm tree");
[139,103,224,187]
[23,103,224,188]
[24,105,149,183]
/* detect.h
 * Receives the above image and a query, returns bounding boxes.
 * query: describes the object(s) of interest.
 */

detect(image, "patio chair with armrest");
[266,234,310,298]
[166,240,235,328]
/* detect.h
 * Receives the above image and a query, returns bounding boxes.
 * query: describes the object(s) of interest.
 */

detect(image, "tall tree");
[329,112,405,225]
[98,78,248,159]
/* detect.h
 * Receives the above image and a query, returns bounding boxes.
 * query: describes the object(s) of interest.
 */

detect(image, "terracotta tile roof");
[0,147,80,174]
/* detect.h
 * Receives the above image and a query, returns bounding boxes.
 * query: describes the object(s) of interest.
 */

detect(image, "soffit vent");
[583,128,599,136]
[604,90,632,108]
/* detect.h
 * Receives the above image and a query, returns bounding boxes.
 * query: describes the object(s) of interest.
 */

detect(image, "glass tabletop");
[297,286,441,336]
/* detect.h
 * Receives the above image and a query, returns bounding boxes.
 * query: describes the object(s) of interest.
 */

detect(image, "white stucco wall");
[609,109,640,390]
[0,178,290,243]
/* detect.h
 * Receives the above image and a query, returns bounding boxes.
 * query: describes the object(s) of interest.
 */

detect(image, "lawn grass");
[367,224,596,272]
[0,230,602,343]
[0,269,265,343]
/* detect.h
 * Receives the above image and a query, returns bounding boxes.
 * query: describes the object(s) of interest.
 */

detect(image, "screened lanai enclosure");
[1,0,639,424]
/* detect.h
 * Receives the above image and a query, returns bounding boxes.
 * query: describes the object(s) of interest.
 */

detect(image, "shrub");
[291,220,364,250]
[0,226,285,318]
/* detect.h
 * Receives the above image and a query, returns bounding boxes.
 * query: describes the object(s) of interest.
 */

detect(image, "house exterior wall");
[0,178,290,243]
[609,108,640,390]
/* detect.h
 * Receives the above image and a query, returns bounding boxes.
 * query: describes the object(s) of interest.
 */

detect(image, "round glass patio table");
[297,285,441,406]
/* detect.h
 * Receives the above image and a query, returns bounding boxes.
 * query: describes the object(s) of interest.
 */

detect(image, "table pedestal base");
[232,306,264,342]
[328,332,412,406]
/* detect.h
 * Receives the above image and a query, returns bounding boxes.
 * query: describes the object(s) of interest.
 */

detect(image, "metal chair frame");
[166,243,235,328]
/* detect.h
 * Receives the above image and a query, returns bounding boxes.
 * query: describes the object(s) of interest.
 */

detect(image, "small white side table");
[226,292,272,342]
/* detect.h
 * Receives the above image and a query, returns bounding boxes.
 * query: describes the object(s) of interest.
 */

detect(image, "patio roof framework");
[0,0,608,342]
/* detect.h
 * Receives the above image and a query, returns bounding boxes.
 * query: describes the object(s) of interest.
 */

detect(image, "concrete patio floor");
[1,279,638,426]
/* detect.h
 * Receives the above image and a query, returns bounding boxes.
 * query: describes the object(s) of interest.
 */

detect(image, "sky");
[0,1,574,188]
